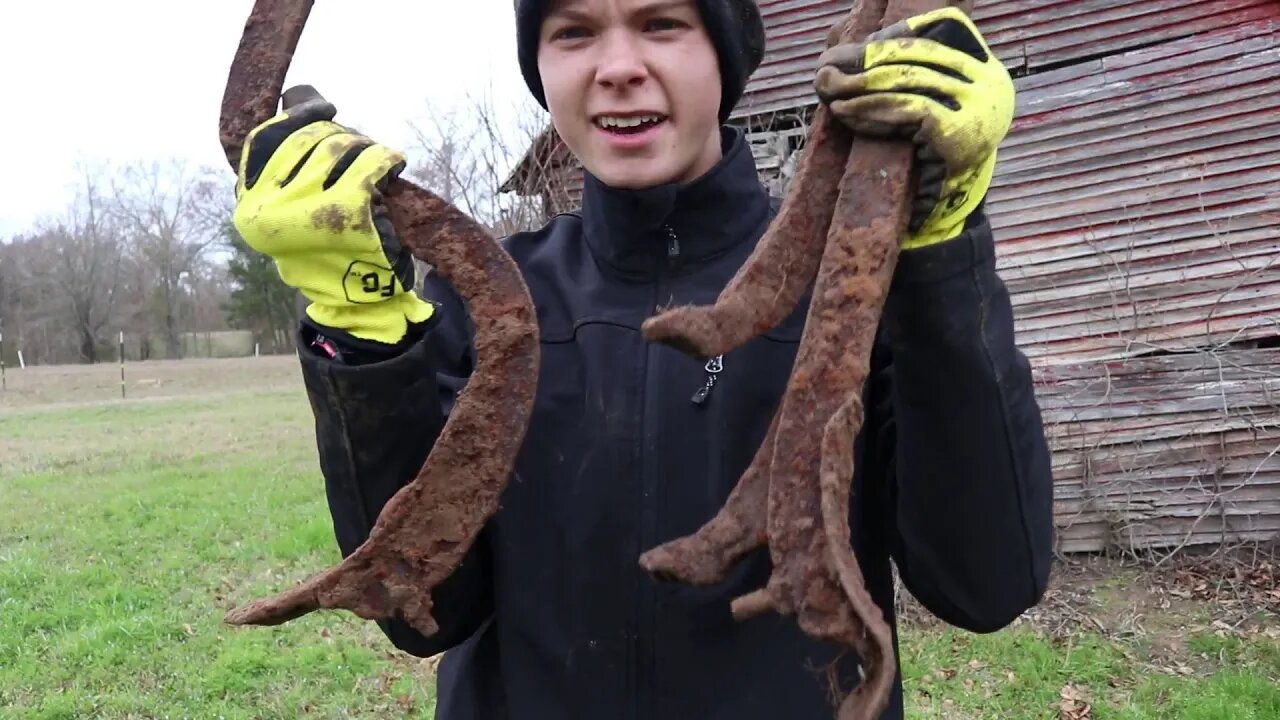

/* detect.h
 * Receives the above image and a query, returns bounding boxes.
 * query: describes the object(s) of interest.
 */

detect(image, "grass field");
[2,357,1277,719]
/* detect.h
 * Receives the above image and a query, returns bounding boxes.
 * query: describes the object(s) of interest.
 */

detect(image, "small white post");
[119,331,126,399]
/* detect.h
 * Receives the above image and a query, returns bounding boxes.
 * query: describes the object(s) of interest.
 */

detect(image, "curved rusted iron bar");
[642,1,961,718]
[637,0,870,592]
[217,0,539,637]
[737,134,908,720]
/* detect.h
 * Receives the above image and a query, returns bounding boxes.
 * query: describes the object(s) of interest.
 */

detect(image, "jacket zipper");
[635,224,682,720]
[690,355,724,405]
[665,225,727,406]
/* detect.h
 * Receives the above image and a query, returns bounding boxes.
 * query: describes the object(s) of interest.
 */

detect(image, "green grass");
[0,372,437,719]
[1,357,1277,719]
[899,624,1280,718]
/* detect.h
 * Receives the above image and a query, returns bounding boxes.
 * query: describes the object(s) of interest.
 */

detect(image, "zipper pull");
[691,355,723,405]
[665,226,681,268]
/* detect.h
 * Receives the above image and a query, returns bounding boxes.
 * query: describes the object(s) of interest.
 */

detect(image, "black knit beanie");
[514,0,767,123]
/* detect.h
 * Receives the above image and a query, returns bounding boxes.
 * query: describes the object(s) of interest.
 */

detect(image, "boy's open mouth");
[594,114,669,136]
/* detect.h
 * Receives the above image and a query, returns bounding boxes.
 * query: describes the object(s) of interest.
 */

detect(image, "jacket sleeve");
[296,270,493,656]
[876,208,1055,633]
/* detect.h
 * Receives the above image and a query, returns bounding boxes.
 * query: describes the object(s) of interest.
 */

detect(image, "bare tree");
[405,90,563,240]
[109,159,227,359]
[37,163,125,363]
[0,232,68,364]
[0,235,35,364]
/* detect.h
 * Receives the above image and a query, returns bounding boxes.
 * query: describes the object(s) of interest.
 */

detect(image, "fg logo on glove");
[344,261,399,303]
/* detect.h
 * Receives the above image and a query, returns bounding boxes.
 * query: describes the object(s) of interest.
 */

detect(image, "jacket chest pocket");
[513,322,647,531]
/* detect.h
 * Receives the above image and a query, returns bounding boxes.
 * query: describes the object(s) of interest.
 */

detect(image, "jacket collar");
[580,126,771,278]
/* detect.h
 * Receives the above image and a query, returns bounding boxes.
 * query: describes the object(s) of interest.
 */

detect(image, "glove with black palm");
[233,86,434,346]
[815,7,1014,249]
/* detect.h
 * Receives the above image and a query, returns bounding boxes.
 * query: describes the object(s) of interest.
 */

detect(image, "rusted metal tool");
[640,1,962,718]
[217,0,539,638]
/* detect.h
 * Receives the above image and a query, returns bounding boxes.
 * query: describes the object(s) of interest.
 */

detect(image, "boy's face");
[537,0,724,189]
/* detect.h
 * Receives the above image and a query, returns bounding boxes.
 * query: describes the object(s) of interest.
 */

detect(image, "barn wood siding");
[990,17,1280,366]
[1039,349,1280,553]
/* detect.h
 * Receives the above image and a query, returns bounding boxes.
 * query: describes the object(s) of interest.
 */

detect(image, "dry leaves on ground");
[1059,684,1093,720]
[1157,557,1279,616]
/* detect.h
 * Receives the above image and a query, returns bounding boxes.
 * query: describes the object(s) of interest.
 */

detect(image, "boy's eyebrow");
[631,0,699,16]
[544,0,583,18]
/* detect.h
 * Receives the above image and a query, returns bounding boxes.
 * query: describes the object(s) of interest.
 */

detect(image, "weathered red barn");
[502,0,1280,554]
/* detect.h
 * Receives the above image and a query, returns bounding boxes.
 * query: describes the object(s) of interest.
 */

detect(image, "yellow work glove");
[232,86,434,345]
[814,7,1014,249]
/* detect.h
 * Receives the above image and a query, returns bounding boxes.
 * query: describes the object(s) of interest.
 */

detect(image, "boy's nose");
[595,32,648,90]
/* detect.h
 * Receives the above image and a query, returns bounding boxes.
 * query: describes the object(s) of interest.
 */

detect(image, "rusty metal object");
[218,0,538,638]
[737,143,907,720]
[638,0,889,587]
[640,119,851,359]
[641,1,955,718]
[641,412,777,585]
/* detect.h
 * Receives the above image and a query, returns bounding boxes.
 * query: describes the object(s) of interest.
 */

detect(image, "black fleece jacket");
[295,126,1055,720]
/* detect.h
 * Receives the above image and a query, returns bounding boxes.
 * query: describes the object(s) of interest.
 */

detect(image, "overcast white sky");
[0,0,536,237]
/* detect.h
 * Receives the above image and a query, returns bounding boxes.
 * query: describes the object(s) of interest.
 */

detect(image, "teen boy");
[230,1,1054,717]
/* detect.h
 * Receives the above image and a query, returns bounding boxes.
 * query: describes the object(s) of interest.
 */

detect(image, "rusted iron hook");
[217,0,539,639]
[639,1,965,718]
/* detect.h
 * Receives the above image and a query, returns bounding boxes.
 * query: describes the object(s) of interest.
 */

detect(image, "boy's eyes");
[549,25,592,41]
[644,17,687,32]
[547,16,689,42]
